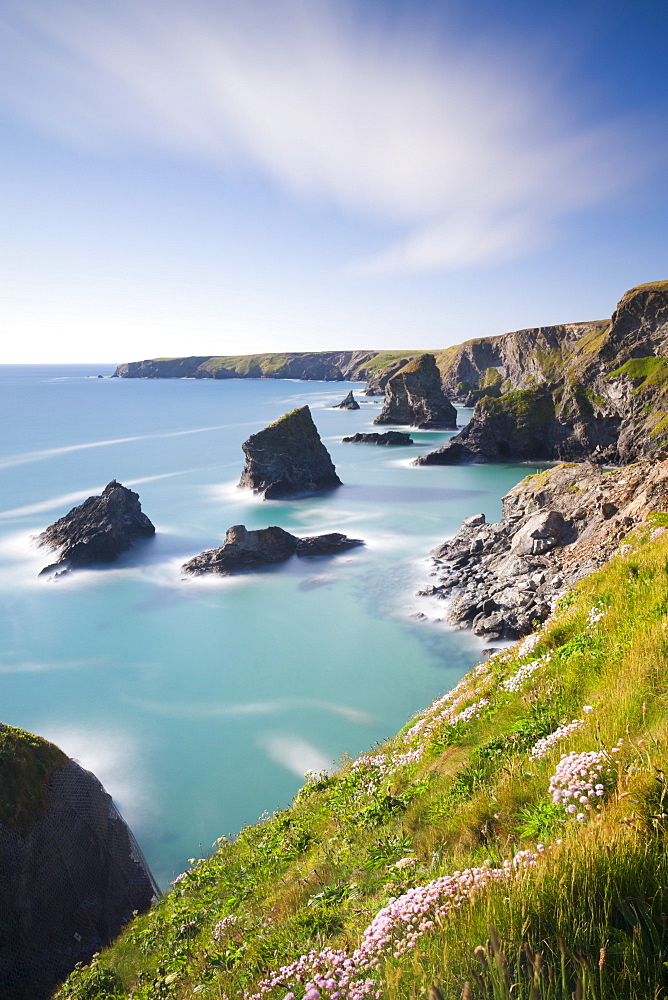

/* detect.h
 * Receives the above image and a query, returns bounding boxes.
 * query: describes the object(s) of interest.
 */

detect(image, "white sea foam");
[0,425,259,471]
[37,724,155,832]
[258,733,332,777]
[123,696,374,725]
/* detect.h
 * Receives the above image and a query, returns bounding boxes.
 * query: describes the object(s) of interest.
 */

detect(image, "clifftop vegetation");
[57,505,668,1000]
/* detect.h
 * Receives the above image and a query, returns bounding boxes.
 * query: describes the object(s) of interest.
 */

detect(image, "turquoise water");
[0,366,533,885]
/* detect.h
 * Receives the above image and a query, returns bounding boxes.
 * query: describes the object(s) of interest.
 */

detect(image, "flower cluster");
[246,852,539,1000]
[586,603,607,627]
[529,718,584,759]
[502,653,552,693]
[212,915,238,942]
[548,747,619,821]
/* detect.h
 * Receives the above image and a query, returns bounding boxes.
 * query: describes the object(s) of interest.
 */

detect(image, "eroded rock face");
[182,525,363,575]
[342,431,414,445]
[417,460,668,640]
[0,724,157,1000]
[333,390,360,410]
[363,358,410,396]
[36,480,155,575]
[374,354,457,429]
[238,406,342,499]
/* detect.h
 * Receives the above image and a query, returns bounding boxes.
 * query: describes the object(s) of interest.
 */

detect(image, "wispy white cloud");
[0,0,655,271]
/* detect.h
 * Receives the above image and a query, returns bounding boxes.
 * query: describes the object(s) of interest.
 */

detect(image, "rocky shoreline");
[416,459,668,641]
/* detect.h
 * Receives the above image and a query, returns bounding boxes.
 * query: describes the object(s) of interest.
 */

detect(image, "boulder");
[374,354,457,429]
[182,525,364,575]
[36,480,155,575]
[333,390,360,410]
[238,406,342,499]
[0,723,157,1000]
[342,431,414,445]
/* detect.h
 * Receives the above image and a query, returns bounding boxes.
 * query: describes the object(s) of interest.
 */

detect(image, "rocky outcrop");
[342,431,414,445]
[417,460,668,640]
[114,351,380,382]
[363,358,411,396]
[238,407,342,499]
[0,723,157,1000]
[182,525,363,575]
[36,481,155,575]
[374,354,457,429]
[333,390,360,410]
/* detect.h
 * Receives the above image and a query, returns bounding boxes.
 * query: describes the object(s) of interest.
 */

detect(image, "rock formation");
[416,460,668,640]
[363,358,411,396]
[36,481,155,575]
[182,525,363,575]
[342,431,414,445]
[374,354,457,429]
[333,390,360,410]
[238,407,342,499]
[0,723,157,1000]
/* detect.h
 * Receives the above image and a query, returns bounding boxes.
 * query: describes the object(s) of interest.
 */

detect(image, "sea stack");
[0,723,157,1000]
[36,480,155,575]
[182,525,364,575]
[238,406,342,499]
[333,390,360,410]
[374,354,457,429]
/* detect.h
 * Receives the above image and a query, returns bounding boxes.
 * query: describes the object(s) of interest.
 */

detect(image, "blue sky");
[1,0,666,363]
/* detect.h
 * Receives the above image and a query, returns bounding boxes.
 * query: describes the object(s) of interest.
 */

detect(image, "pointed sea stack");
[374,354,457,429]
[238,406,342,499]
[36,480,155,574]
[333,390,360,410]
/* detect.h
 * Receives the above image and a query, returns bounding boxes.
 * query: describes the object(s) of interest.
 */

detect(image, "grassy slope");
[56,487,668,1000]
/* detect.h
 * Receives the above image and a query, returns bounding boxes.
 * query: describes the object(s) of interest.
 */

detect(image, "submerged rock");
[36,480,155,575]
[182,525,363,575]
[0,723,157,1000]
[333,390,360,410]
[374,354,457,429]
[342,431,414,445]
[238,406,342,499]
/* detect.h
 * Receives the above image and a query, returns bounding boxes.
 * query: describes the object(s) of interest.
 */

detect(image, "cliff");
[238,406,342,499]
[57,492,668,1000]
[374,354,457,429]
[36,481,156,575]
[0,724,157,1000]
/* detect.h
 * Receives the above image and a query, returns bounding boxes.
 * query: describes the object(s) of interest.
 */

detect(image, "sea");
[0,365,537,886]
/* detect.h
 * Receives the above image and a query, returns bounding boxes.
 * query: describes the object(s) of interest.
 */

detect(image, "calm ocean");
[0,365,534,885]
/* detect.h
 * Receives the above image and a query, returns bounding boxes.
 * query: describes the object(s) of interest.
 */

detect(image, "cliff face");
[374,354,457,429]
[0,724,157,1000]
[418,282,668,465]
[114,351,382,381]
[238,406,341,499]
[36,481,155,575]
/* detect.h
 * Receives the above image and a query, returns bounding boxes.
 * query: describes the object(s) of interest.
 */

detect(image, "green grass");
[478,387,555,428]
[0,724,67,832]
[54,513,668,1000]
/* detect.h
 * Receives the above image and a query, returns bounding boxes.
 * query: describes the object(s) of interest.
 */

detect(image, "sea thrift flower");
[530,718,584,759]
[548,749,617,820]
[213,915,238,942]
[502,653,552,693]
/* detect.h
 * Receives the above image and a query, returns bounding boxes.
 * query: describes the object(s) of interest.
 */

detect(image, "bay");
[0,365,535,885]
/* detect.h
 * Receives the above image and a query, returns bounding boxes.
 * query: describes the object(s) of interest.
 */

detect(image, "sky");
[0,0,667,363]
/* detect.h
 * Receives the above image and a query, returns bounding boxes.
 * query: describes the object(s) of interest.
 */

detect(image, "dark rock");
[333,390,360,410]
[0,723,157,1000]
[182,525,299,575]
[601,502,618,519]
[36,480,155,575]
[238,406,342,499]
[182,525,363,575]
[374,354,457,429]
[342,431,414,445]
[295,533,364,556]
[414,440,478,466]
